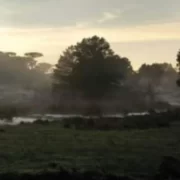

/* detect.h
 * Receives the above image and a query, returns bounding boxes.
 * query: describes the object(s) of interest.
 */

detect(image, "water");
[0,112,152,126]
[0,117,36,126]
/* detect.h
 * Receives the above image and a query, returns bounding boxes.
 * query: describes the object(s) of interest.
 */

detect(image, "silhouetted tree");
[35,62,52,74]
[176,50,180,86]
[138,63,176,107]
[53,36,133,112]
[24,52,43,69]
[0,51,51,87]
[24,52,43,59]
[138,63,176,88]
[138,63,164,86]
[0,51,52,113]
[5,52,16,57]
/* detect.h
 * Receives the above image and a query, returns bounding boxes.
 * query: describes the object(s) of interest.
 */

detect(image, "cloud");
[75,22,91,28]
[74,11,120,28]
[0,0,179,28]
[0,21,180,67]
[97,12,119,23]
[1,22,180,47]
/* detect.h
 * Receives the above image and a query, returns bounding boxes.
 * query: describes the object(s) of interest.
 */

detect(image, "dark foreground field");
[0,121,180,179]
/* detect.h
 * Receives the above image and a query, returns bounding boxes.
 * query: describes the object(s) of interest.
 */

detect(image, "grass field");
[0,122,180,177]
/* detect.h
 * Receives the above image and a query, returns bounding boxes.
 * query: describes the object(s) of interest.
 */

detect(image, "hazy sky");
[0,0,180,69]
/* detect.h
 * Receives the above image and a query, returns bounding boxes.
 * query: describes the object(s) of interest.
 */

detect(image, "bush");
[33,119,50,125]
[87,119,95,128]
[20,121,31,125]
[48,162,58,169]
[158,156,180,179]
[0,171,135,180]
[62,117,86,129]
[62,112,170,131]
[122,114,170,130]
[63,123,71,129]
[0,129,5,133]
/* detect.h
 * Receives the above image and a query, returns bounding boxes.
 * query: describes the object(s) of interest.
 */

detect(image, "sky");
[0,0,180,69]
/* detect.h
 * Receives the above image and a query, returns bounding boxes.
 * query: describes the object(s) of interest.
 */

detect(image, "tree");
[24,52,43,59]
[176,50,180,86]
[5,52,16,57]
[0,51,50,87]
[24,52,43,69]
[0,51,52,114]
[35,62,52,74]
[137,63,176,107]
[138,63,164,85]
[138,63,176,88]
[53,36,133,110]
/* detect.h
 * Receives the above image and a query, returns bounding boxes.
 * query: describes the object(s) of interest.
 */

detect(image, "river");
[0,111,157,125]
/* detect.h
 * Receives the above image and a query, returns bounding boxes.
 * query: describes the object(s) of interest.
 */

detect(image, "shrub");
[86,119,95,129]
[48,162,58,169]
[0,129,5,133]
[63,123,71,129]
[62,117,86,129]
[33,119,50,125]
[122,114,170,130]
[61,112,170,131]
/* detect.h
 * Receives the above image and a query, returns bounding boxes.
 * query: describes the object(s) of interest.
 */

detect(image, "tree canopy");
[24,52,43,59]
[53,36,133,99]
[176,50,180,86]
[0,51,51,88]
[138,63,176,87]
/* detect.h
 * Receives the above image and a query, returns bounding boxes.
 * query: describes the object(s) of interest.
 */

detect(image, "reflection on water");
[0,117,36,125]
[0,112,153,126]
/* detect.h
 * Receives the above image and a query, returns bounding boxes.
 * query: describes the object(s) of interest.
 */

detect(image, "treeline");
[0,52,52,114]
[52,36,178,114]
[0,36,179,115]
[0,51,52,87]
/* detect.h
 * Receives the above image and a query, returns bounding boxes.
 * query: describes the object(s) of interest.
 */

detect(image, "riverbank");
[0,109,169,126]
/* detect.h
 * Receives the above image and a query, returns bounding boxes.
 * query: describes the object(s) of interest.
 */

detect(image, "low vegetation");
[62,111,173,130]
[0,121,179,178]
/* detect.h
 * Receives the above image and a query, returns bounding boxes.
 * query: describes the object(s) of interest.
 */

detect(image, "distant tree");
[138,63,176,87]
[0,51,52,114]
[24,52,43,69]
[35,62,52,74]
[138,63,176,106]
[53,36,133,112]
[0,51,50,87]
[5,52,16,57]
[176,50,180,86]
[24,52,43,59]
[138,64,164,86]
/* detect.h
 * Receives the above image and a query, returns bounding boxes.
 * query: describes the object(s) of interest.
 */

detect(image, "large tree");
[53,36,133,104]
